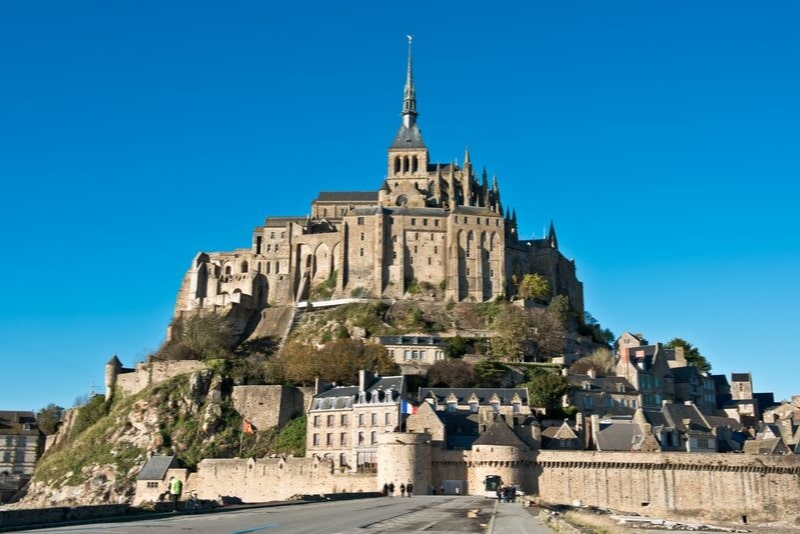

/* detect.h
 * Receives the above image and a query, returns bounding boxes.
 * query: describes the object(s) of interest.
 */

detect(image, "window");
[340,414,348,426]
[385,412,391,425]
[147,481,159,489]
[340,433,347,446]
[356,451,377,473]
[434,219,440,227]
[371,431,377,445]
[358,432,365,445]
[360,248,364,257]
[327,415,334,427]
[371,413,377,425]
[434,246,438,254]
[313,433,320,446]
[358,414,365,426]
[357,216,365,225]
[360,233,365,241]
[313,416,320,428]
[267,244,272,252]
[411,218,416,225]
[326,433,333,446]
[423,219,428,226]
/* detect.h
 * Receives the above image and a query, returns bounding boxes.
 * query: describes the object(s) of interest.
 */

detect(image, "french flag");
[401,400,418,415]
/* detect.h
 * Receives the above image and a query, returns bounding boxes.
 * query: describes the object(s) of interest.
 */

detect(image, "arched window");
[241,261,248,273]
[411,155,418,173]
[394,156,401,174]
[225,265,232,275]
[403,156,410,173]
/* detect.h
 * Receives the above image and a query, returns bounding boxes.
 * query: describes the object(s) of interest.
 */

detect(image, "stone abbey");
[173,41,583,328]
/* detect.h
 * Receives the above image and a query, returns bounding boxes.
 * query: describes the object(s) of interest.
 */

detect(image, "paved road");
[14,496,553,534]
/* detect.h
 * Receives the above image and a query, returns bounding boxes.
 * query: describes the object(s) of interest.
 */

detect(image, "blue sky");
[1,2,798,411]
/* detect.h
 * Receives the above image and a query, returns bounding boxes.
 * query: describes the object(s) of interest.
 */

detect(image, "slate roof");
[0,411,40,435]
[390,123,427,149]
[568,374,635,393]
[596,422,641,451]
[419,387,528,406]
[472,420,525,447]
[378,335,445,346]
[311,376,405,410]
[137,455,177,481]
[316,191,379,202]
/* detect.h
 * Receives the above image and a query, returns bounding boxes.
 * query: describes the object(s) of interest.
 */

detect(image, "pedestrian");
[400,483,406,497]
[454,486,460,495]
[388,482,395,496]
[168,476,183,511]
[383,483,389,496]
[496,487,503,502]
[440,484,445,495]
[407,482,413,497]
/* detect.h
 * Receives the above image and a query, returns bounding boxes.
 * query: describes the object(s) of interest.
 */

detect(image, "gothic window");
[394,157,401,174]
[412,155,418,172]
[403,156,409,173]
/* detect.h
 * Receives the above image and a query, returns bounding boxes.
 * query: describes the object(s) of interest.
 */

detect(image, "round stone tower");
[105,354,122,398]
[377,432,431,494]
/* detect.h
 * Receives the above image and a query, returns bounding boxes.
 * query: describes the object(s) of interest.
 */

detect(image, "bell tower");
[385,35,429,206]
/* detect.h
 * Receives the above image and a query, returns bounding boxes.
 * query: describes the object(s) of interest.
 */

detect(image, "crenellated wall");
[536,451,800,522]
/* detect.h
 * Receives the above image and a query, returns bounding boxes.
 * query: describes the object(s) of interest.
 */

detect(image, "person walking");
[388,482,395,496]
[400,483,406,497]
[168,476,183,511]
[406,482,413,497]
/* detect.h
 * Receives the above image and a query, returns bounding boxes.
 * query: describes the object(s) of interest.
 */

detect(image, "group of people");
[382,481,414,497]
[495,485,518,503]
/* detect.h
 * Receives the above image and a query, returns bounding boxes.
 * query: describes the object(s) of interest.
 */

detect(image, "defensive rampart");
[114,360,208,397]
[187,456,375,503]
[536,451,800,523]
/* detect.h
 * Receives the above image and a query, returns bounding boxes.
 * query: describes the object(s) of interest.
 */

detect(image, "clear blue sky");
[1,2,798,411]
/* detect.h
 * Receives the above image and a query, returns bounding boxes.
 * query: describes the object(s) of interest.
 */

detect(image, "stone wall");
[115,361,209,397]
[187,456,375,502]
[231,385,312,431]
[536,450,800,523]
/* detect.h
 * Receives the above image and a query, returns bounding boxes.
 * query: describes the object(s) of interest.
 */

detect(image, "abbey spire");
[402,35,417,128]
[390,36,427,151]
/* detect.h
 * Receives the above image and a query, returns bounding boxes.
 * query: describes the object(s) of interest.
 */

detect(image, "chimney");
[358,370,371,392]
[590,414,601,450]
